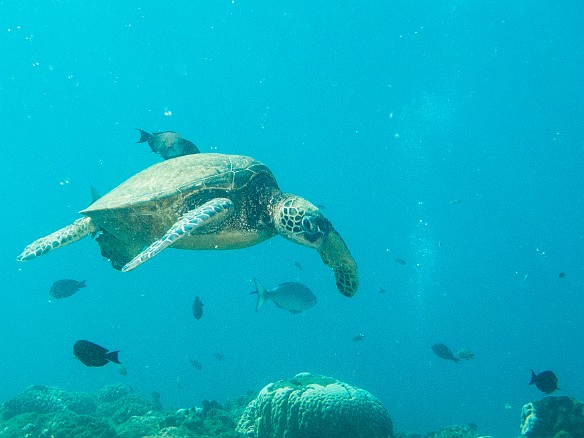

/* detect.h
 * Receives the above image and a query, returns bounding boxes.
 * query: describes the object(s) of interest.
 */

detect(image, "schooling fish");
[530,369,559,394]
[50,279,87,299]
[431,343,460,363]
[73,340,120,367]
[252,279,317,313]
[192,296,204,320]
[136,129,200,160]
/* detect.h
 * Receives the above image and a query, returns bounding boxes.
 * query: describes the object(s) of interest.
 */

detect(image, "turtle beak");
[317,229,358,297]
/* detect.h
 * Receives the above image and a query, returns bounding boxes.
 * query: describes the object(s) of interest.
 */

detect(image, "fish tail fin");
[135,129,152,143]
[253,278,268,312]
[90,186,102,202]
[79,280,87,288]
[529,369,537,384]
[106,350,121,364]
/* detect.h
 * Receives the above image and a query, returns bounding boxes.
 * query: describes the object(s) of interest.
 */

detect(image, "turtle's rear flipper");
[95,231,136,271]
[17,217,96,262]
[122,198,235,272]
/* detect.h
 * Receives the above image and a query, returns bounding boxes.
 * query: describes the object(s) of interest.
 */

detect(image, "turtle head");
[274,194,358,297]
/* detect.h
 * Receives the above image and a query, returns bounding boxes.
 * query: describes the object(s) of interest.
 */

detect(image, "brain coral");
[236,372,393,438]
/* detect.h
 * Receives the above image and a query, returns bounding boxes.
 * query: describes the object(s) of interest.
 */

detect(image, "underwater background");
[1,1,583,437]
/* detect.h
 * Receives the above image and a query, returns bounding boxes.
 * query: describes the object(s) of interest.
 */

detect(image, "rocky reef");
[0,375,503,437]
[395,423,492,438]
[519,396,584,437]
[0,384,247,438]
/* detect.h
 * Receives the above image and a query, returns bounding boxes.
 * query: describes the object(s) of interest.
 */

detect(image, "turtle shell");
[83,153,276,212]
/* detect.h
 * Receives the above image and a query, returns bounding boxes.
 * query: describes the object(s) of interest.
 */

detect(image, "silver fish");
[252,279,317,313]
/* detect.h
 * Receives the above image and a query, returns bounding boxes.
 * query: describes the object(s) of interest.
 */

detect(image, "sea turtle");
[17,153,358,297]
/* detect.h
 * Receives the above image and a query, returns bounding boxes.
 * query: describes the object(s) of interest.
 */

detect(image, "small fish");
[431,343,460,363]
[252,279,317,313]
[213,352,225,361]
[353,333,365,341]
[457,348,475,360]
[395,258,406,265]
[294,261,303,270]
[530,369,559,394]
[118,365,128,376]
[559,272,566,278]
[378,287,387,294]
[151,391,162,409]
[73,340,120,367]
[190,358,203,370]
[192,296,204,320]
[50,279,87,299]
[449,199,462,205]
[136,129,200,160]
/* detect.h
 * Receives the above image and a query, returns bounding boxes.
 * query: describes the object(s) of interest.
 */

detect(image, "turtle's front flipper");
[122,198,235,272]
[17,217,96,262]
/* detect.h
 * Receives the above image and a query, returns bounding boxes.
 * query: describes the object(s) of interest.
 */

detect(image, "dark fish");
[50,279,87,299]
[73,340,120,367]
[378,288,387,294]
[395,258,406,265]
[192,296,204,320]
[213,352,225,361]
[151,391,162,410]
[136,129,199,160]
[353,333,365,341]
[530,369,559,394]
[252,279,317,313]
[559,272,566,278]
[118,365,128,376]
[431,343,460,363]
[190,358,203,370]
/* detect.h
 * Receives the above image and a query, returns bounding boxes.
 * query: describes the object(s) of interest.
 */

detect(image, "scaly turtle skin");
[17,154,358,297]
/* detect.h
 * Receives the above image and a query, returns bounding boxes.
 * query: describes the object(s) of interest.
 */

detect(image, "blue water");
[2,2,583,436]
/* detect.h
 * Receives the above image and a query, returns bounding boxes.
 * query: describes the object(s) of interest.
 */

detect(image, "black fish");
[530,369,558,394]
[190,359,203,370]
[395,258,406,265]
[50,279,86,299]
[73,340,120,367]
[559,272,566,278]
[213,352,225,361]
[136,129,199,160]
[431,343,460,363]
[192,296,204,320]
[353,333,365,341]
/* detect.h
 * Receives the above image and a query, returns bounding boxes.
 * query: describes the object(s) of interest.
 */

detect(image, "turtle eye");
[302,216,316,232]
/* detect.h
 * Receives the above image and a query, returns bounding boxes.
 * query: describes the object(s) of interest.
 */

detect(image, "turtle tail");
[17,217,96,262]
